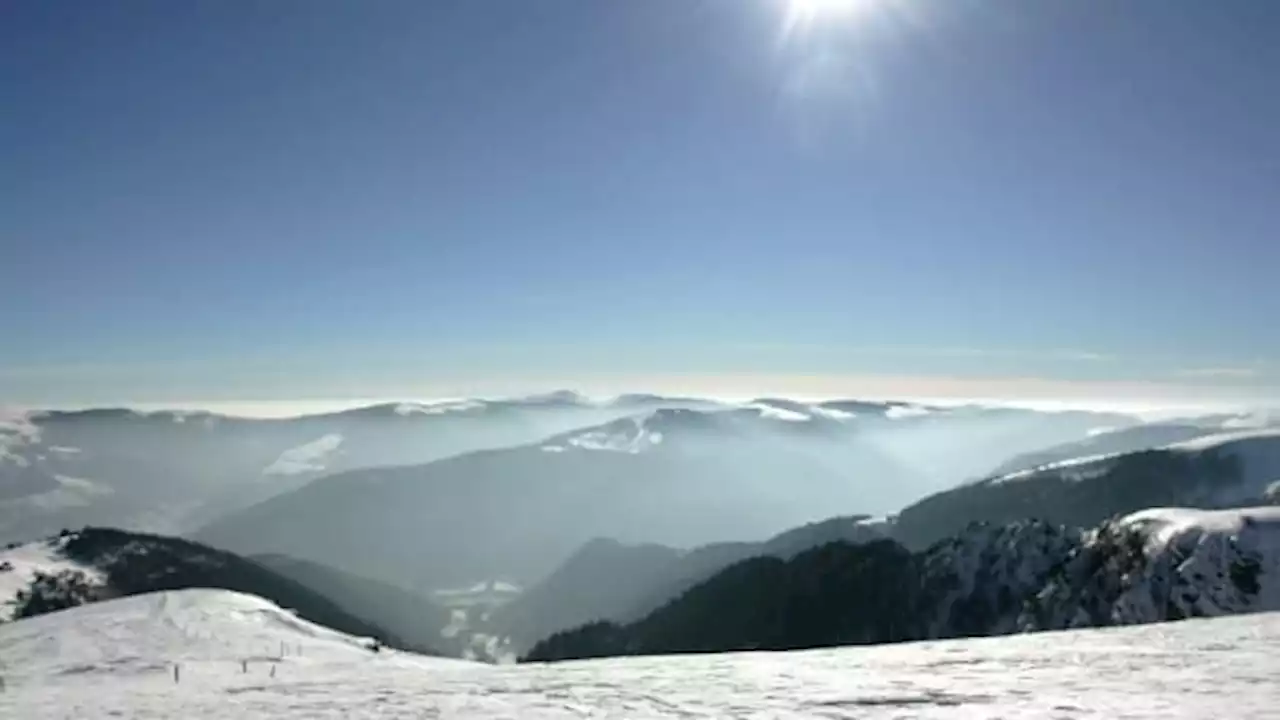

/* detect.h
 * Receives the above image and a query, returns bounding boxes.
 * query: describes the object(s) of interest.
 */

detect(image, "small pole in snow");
[270,664,277,679]
[241,660,248,673]
[173,664,180,684]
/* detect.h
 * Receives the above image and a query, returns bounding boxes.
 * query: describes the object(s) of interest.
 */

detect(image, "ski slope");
[2,589,1279,719]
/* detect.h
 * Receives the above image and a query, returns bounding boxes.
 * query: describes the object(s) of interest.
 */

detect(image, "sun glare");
[779,0,884,45]
[791,0,874,20]
[787,0,879,26]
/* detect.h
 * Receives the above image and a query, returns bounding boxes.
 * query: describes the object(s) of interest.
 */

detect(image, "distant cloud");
[857,346,1112,362]
[1175,367,1261,379]
[1056,350,1111,362]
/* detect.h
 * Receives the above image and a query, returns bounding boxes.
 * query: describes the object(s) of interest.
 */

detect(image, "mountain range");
[525,505,1280,661]
[0,527,434,654]
[5,392,1280,666]
[0,393,704,545]
[190,398,1140,591]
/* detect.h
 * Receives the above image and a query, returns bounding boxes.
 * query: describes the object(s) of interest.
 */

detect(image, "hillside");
[493,514,886,653]
[247,554,462,656]
[7,588,1277,718]
[0,528,431,654]
[1021,507,1280,629]
[194,402,1132,591]
[893,428,1280,550]
[524,540,920,660]
[0,395,662,544]
[525,506,1280,663]
[984,420,1232,477]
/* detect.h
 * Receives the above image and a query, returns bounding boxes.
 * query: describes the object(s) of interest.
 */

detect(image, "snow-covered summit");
[901,506,1280,642]
[539,408,733,453]
[261,434,344,476]
[0,589,461,690]
[0,527,428,655]
[1021,506,1280,631]
[542,414,667,454]
[537,401,874,454]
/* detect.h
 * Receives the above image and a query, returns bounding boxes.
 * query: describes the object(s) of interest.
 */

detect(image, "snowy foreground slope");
[3,590,1280,719]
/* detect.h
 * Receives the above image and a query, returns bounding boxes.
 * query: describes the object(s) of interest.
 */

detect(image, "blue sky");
[3,0,1278,409]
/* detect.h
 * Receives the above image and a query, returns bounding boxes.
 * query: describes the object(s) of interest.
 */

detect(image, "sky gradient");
[3,0,1279,409]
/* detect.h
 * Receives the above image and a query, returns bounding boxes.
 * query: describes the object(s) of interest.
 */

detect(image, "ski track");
[2,590,1279,718]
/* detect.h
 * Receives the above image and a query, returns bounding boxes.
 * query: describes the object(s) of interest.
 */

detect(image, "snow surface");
[1121,506,1280,551]
[1122,506,1280,610]
[885,404,932,419]
[744,403,811,422]
[261,434,344,476]
[392,400,486,416]
[1021,506,1280,631]
[990,451,1118,484]
[808,405,856,420]
[559,416,663,454]
[3,589,1279,718]
[0,539,105,621]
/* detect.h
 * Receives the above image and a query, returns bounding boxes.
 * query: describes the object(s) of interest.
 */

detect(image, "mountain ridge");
[0,527,436,655]
[524,506,1280,662]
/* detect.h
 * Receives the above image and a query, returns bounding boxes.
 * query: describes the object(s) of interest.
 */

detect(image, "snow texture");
[808,405,856,420]
[920,520,1082,637]
[559,416,663,454]
[0,538,106,621]
[1021,506,1280,630]
[744,403,812,422]
[2,588,1279,718]
[392,401,485,416]
[885,404,932,419]
[262,434,344,476]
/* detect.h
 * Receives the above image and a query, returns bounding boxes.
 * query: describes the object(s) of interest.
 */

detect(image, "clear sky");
[3,0,1278,409]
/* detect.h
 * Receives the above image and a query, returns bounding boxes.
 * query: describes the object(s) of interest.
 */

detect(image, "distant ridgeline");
[524,507,1280,662]
[893,446,1247,550]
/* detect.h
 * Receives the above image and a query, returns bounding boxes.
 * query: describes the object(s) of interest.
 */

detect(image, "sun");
[788,0,878,23]
[780,0,882,43]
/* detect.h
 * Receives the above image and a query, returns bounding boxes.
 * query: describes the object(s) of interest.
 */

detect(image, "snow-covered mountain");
[914,506,1280,638]
[1020,506,1280,630]
[2,394,1147,550]
[900,504,1280,638]
[3,587,1278,719]
[0,395,680,544]
[194,400,1136,592]
[0,528,434,654]
[491,515,887,654]
[893,427,1280,550]
[984,417,1242,477]
[526,506,1280,663]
